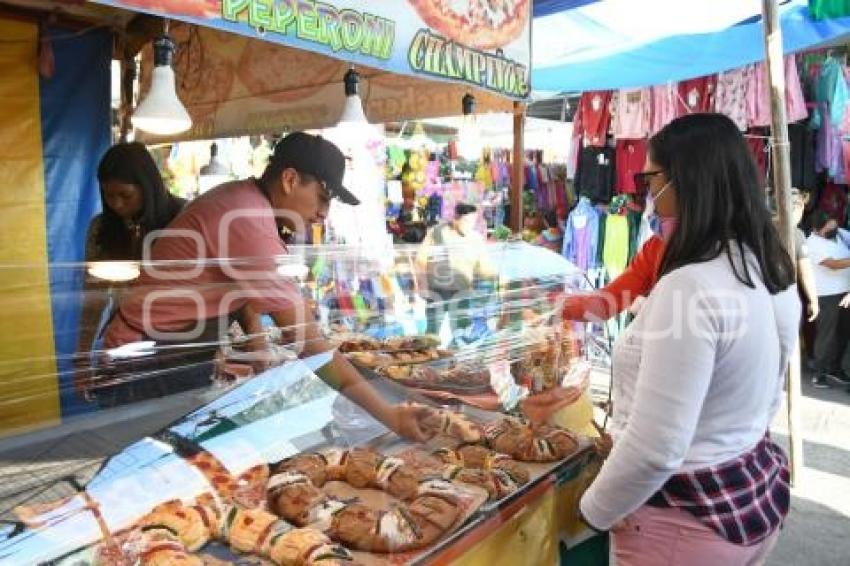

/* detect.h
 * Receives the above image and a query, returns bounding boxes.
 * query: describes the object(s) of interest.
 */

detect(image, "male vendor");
[93,132,431,441]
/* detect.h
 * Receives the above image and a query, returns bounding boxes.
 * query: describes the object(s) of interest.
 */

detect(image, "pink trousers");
[611,505,781,566]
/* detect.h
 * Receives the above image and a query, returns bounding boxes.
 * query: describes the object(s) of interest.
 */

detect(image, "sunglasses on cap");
[633,170,664,193]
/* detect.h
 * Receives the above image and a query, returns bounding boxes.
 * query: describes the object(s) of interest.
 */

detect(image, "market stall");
[0,0,536,431]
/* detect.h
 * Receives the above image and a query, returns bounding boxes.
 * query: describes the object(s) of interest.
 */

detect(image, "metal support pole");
[761,0,803,485]
[510,102,526,233]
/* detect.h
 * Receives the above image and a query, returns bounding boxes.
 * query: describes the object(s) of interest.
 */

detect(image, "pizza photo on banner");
[90,0,532,100]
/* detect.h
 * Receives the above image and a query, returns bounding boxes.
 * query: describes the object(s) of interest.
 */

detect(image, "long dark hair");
[651,113,794,294]
[96,142,183,259]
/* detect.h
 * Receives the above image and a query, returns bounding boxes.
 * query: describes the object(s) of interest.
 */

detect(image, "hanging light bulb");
[458,93,482,161]
[132,25,192,136]
[337,67,369,125]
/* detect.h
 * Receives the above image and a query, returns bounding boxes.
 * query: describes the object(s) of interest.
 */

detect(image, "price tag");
[489,359,528,411]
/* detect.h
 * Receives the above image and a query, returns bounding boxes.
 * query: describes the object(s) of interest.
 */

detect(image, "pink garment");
[611,505,780,566]
[650,84,678,134]
[786,56,809,123]
[745,63,761,126]
[104,180,301,347]
[613,88,651,139]
[750,57,809,127]
[715,66,751,131]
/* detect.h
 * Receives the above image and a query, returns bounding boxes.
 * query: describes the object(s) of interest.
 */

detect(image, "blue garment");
[562,197,600,271]
[812,56,849,129]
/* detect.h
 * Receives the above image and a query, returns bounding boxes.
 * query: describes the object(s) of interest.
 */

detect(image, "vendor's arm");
[268,304,431,442]
[579,271,715,529]
[562,236,663,321]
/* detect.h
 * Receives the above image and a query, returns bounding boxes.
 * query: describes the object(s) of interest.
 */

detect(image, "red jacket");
[563,236,664,321]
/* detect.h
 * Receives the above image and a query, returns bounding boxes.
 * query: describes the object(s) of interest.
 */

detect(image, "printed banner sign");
[93,0,531,99]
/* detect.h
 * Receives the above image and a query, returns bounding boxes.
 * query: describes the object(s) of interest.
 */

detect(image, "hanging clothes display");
[578,90,613,146]
[612,88,651,139]
[786,56,810,123]
[650,83,679,134]
[810,56,850,182]
[714,65,752,131]
[812,55,850,130]
[750,56,810,127]
[575,145,616,203]
[677,76,716,114]
[614,139,648,194]
[562,196,600,271]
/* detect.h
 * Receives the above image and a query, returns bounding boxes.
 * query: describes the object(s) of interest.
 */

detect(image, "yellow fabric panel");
[452,490,559,566]
[550,390,599,438]
[0,17,59,434]
[555,456,604,541]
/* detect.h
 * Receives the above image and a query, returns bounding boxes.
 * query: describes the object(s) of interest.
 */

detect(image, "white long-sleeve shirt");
[580,249,800,530]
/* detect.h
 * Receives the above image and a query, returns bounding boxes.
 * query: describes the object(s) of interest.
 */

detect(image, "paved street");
[767,377,850,566]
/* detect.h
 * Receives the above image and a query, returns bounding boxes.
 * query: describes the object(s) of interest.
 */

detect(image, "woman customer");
[579,114,798,565]
[73,142,185,399]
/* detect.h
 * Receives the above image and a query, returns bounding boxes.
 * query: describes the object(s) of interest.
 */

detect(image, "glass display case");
[0,242,603,565]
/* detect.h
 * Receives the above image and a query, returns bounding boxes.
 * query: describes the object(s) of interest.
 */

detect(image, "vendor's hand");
[388,403,434,443]
[520,387,575,424]
[840,294,850,309]
[808,300,820,321]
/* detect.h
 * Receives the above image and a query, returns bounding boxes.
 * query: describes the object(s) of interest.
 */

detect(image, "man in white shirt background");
[806,211,850,389]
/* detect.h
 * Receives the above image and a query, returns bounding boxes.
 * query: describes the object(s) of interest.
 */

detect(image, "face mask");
[646,181,678,240]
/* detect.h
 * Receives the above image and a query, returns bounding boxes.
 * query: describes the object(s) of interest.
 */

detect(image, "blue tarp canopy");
[532,0,850,93]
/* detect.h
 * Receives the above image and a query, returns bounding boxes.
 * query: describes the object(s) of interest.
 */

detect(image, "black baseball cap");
[269,132,359,205]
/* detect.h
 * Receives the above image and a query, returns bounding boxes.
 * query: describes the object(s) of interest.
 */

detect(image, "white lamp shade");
[132,66,192,136]
[337,93,369,125]
[458,119,483,161]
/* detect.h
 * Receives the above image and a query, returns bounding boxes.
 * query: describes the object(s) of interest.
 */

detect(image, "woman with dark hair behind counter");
[73,142,185,398]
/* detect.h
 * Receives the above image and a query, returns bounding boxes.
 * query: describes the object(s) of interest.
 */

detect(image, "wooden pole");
[510,102,526,233]
[761,0,803,485]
